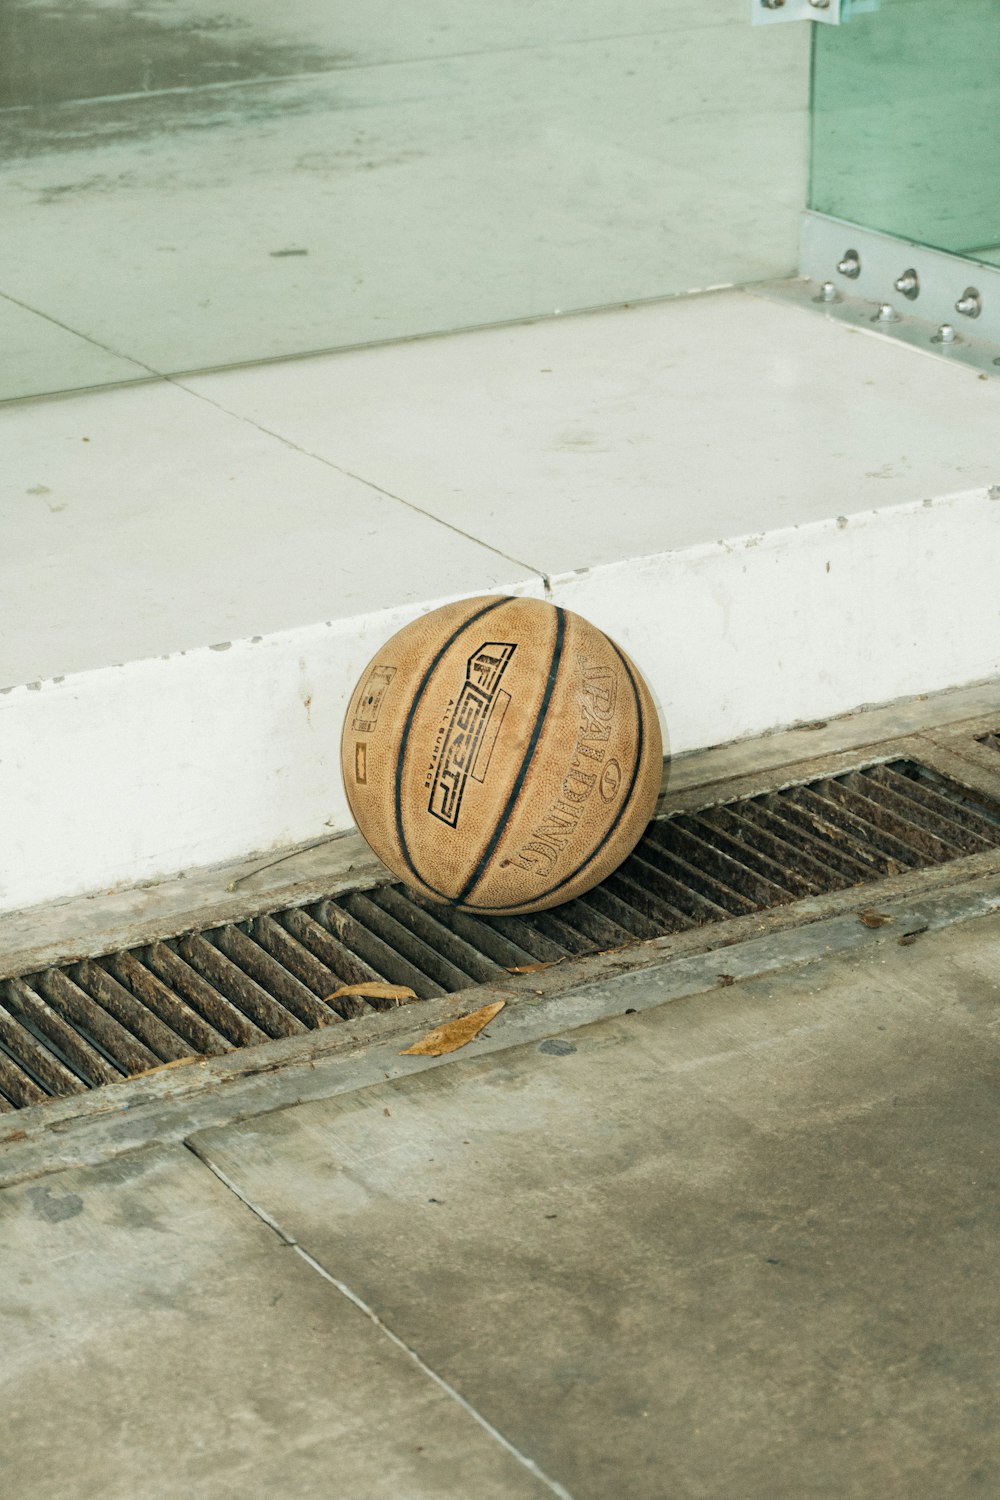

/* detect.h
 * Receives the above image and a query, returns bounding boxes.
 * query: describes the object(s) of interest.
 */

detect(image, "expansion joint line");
[169,376,545,588]
[184,1139,578,1500]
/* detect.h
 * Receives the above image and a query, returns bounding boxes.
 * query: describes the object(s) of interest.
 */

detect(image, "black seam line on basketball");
[451,606,567,907]
[459,641,646,914]
[394,597,513,901]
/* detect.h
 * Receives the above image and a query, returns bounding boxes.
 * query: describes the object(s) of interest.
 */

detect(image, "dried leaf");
[898,924,929,947]
[505,962,554,974]
[129,1055,204,1079]
[858,910,893,929]
[401,1000,505,1056]
[717,973,736,987]
[324,982,418,1005]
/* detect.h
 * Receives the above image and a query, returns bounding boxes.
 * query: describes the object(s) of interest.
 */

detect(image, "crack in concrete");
[292,1246,579,1500]
[0,287,159,376]
[170,375,549,588]
[185,1137,577,1500]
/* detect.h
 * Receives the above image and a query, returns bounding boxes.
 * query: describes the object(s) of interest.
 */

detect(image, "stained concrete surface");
[192,913,1000,1500]
[2,913,999,1498]
[0,1144,553,1500]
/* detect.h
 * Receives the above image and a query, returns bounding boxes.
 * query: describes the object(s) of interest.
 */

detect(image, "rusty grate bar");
[2,759,1000,1111]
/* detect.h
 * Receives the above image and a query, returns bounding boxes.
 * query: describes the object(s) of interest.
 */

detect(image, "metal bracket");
[752,0,842,25]
[755,211,1000,377]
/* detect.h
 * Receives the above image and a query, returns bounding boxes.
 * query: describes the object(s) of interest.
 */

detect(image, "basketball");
[340,595,663,915]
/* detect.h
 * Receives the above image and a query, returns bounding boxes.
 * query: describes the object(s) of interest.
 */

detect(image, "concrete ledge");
[4,292,999,913]
[552,487,1000,758]
[4,485,997,915]
[0,588,543,914]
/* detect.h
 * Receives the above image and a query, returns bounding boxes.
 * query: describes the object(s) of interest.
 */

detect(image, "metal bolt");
[933,324,957,344]
[760,0,785,7]
[837,250,861,279]
[818,281,840,303]
[894,269,920,300]
[955,287,982,319]
[808,0,831,7]
[873,303,900,324]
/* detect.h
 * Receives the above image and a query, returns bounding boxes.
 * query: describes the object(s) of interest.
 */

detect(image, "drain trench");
[2,758,999,1112]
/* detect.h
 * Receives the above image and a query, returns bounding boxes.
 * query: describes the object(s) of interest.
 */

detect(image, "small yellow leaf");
[129,1055,204,1079]
[401,1001,505,1057]
[324,983,418,1004]
[505,962,554,974]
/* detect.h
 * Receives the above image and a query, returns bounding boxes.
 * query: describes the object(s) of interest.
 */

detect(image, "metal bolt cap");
[955,288,982,319]
[874,303,900,323]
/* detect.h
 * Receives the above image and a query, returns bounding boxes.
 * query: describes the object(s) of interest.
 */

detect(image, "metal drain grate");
[976,730,1000,754]
[2,759,1000,1111]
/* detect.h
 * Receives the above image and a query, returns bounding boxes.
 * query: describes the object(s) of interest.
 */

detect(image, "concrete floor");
[3,909,999,1498]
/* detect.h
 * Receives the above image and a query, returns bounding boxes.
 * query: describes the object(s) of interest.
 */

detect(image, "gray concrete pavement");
[193,912,1000,1500]
[0,1145,553,1500]
[2,912,1000,1498]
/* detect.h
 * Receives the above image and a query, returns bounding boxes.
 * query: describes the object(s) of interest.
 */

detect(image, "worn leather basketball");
[341,595,663,915]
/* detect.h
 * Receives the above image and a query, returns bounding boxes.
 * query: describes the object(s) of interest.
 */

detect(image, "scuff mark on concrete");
[26,1184,84,1222]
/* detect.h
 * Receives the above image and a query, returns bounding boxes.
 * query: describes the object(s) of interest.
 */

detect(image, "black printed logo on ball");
[428,642,516,828]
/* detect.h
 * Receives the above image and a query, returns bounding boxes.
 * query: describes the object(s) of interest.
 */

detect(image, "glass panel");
[810,0,1000,264]
[0,2,810,401]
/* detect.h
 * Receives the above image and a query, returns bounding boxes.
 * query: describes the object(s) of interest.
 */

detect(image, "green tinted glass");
[0,3,810,402]
[810,0,1000,265]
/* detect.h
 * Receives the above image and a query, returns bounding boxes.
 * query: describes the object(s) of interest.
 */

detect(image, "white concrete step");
[3,289,999,914]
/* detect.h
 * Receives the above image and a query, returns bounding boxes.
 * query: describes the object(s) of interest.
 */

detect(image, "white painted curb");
[2,489,998,915]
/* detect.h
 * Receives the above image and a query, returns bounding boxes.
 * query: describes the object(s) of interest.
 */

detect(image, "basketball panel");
[462,645,663,913]
[460,611,655,912]
[340,595,514,892]
[396,597,561,901]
